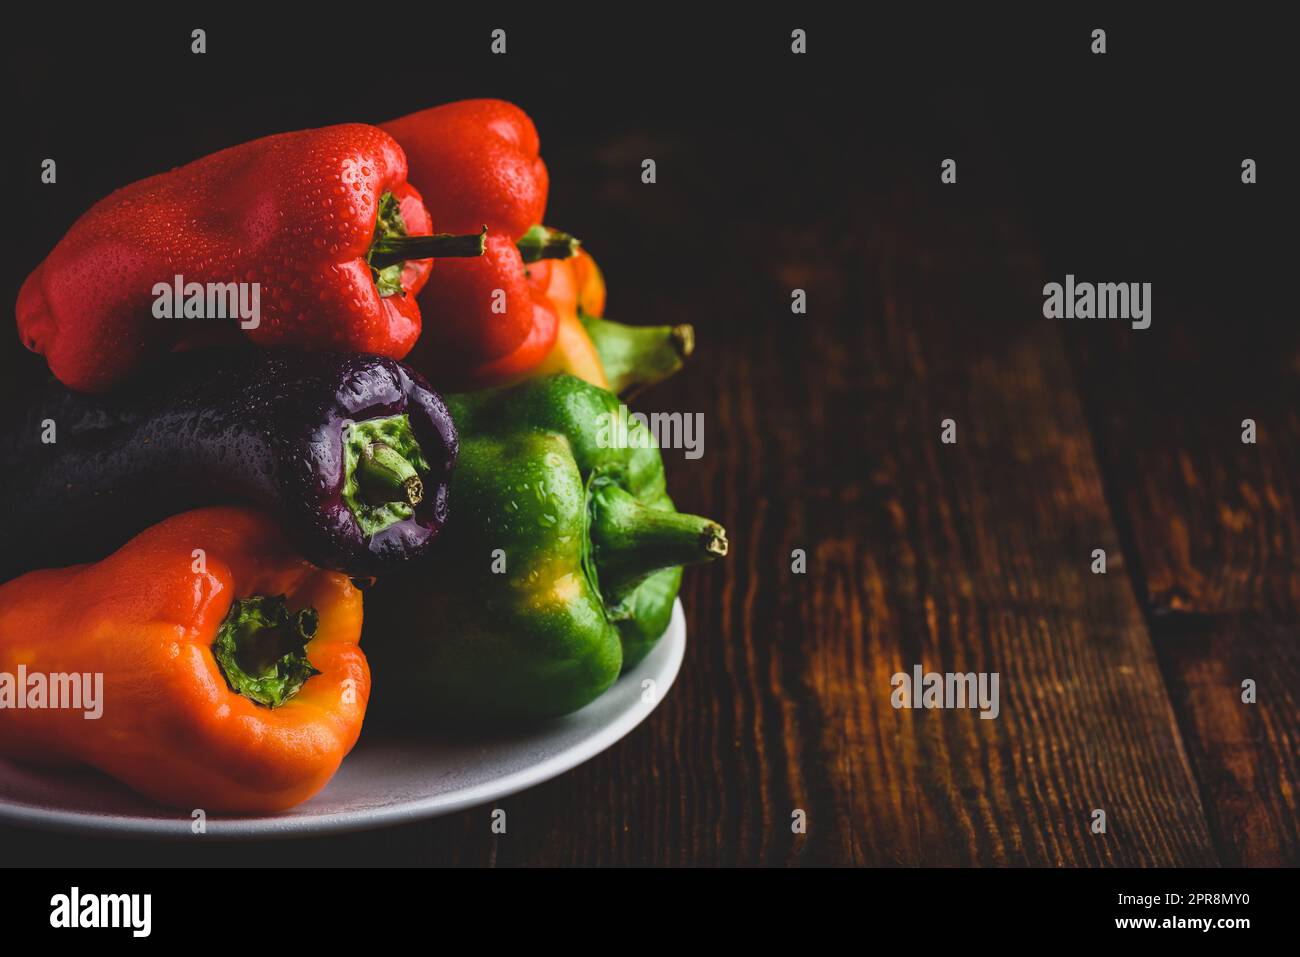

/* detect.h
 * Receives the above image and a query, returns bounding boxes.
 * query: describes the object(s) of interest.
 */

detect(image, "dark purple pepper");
[0,348,457,580]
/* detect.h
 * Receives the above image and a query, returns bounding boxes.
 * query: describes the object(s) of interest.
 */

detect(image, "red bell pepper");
[382,98,548,239]
[16,123,483,393]
[382,100,577,389]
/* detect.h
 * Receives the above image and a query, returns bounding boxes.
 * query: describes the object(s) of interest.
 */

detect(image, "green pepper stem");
[369,227,487,270]
[590,482,727,594]
[342,414,430,538]
[358,442,424,506]
[211,596,322,709]
[579,310,695,395]
[517,225,581,263]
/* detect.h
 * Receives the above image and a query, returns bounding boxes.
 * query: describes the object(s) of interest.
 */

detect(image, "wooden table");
[0,17,1293,867]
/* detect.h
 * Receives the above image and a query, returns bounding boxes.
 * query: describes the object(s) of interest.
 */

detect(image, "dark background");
[1,11,1295,865]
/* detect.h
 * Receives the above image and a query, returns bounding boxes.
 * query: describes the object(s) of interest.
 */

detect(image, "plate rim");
[0,600,686,840]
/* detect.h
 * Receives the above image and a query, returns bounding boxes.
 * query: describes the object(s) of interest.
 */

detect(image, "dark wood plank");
[1069,326,1298,622]
[776,186,1215,865]
[1066,289,1300,865]
[1151,614,1300,866]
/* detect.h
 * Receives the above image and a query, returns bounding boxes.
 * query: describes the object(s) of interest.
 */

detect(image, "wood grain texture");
[719,164,1215,866]
[1151,614,1300,866]
[1067,292,1300,865]
[1069,323,1299,622]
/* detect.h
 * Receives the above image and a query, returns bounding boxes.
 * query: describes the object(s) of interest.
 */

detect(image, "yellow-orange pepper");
[0,507,368,812]
[570,247,607,317]
[534,246,694,394]
[533,250,610,388]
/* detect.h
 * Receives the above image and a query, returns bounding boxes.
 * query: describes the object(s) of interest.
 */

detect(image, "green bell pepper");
[366,373,727,723]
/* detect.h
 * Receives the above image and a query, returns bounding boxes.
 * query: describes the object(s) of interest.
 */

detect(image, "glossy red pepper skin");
[382,99,547,238]
[383,101,557,389]
[17,124,436,394]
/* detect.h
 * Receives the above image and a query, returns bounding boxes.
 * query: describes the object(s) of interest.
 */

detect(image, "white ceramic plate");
[0,601,685,839]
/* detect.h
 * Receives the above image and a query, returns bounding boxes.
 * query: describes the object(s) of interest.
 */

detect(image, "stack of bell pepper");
[1,100,725,813]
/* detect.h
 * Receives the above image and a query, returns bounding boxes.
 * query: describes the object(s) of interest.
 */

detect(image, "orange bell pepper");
[532,251,610,389]
[0,507,368,812]
[570,247,607,318]
[534,246,695,394]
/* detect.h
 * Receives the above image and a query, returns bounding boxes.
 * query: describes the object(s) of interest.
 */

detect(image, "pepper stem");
[211,595,321,709]
[579,310,695,395]
[358,442,424,506]
[517,225,581,263]
[341,414,431,538]
[368,227,488,270]
[589,482,727,595]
